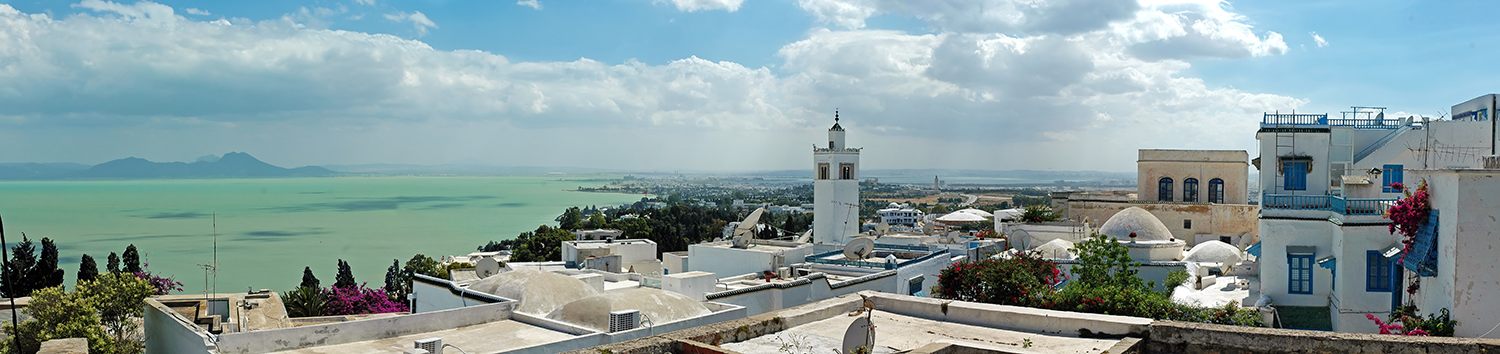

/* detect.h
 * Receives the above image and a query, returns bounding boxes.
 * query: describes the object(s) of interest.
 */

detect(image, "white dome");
[1184,240,1243,265]
[1032,239,1075,260]
[466,269,602,315]
[1098,207,1174,242]
[545,288,710,332]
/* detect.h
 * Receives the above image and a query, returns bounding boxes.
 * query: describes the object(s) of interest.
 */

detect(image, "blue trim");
[1401,210,1440,277]
[1208,178,1225,203]
[1183,178,1199,202]
[1246,242,1262,258]
[1382,165,1403,193]
[1158,177,1174,201]
[1366,250,1391,292]
[1283,162,1307,191]
[1288,254,1313,294]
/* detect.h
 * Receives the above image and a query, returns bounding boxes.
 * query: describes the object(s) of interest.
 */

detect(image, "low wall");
[412,273,511,313]
[214,301,515,353]
[863,292,1150,338]
[1146,321,1500,353]
[143,299,216,354]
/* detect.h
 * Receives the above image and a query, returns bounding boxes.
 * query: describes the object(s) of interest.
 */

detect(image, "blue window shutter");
[1383,165,1403,192]
[1401,210,1439,277]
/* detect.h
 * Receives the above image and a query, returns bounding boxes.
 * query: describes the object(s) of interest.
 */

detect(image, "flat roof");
[723,310,1122,353]
[275,319,576,354]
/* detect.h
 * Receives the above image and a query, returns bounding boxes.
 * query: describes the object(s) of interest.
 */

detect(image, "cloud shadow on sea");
[263,195,495,213]
[139,211,210,219]
[419,203,466,210]
[238,228,329,241]
[494,202,527,208]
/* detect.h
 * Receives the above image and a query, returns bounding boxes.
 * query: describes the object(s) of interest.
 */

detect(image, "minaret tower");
[813,110,861,245]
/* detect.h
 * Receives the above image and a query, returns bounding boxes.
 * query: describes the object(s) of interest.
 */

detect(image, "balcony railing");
[1327,118,1405,129]
[1263,195,1397,216]
[1262,113,1328,126]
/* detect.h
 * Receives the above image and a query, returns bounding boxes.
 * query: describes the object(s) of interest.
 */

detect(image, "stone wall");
[1146,321,1500,353]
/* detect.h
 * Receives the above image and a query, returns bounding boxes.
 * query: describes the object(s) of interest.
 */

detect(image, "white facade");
[561,239,661,274]
[813,114,861,245]
[1404,169,1500,338]
[877,203,924,227]
[1255,97,1500,334]
[685,240,815,279]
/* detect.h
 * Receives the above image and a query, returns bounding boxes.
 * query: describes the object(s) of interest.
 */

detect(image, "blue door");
[1390,257,1404,312]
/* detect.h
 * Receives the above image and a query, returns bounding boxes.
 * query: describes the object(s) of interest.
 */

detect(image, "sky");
[1,0,1498,172]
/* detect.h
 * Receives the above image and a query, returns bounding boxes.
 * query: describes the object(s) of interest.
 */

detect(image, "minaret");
[813,111,861,245]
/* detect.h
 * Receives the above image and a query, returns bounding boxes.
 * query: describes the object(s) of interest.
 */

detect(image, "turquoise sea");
[0,177,645,294]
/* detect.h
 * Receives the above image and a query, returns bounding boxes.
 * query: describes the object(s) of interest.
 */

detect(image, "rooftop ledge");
[1260,113,1414,130]
[812,147,862,153]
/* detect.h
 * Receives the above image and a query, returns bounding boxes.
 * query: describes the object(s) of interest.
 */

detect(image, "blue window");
[1158,177,1173,201]
[1183,178,1199,202]
[1289,254,1313,294]
[1367,251,1391,292]
[1382,164,1403,193]
[1208,178,1225,203]
[1283,161,1307,191]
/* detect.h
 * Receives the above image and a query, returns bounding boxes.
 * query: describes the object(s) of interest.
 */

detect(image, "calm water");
[0,177,644,294]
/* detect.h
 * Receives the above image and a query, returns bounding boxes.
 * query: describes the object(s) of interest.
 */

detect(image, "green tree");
[1069,233,1144,289]
[76,273,154,353]
[334,260,356,289]
[122,244,141,274]
[283,286,327,318]
[1019,205,1060,223]
[300,266,320,289]
[1,235,37,297]
[384,259,403,302]
[106,252,120,274]
[584,212,608,230]
[32,238,64,291]
[0,286,109,354]
[560,207,583,230]
[930,204,951,214]
[78,254,100,284]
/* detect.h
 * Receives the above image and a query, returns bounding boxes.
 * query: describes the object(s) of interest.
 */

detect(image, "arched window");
[1183,178,1199,202]
[1158,177,1173,202]
[1209,178,1225,204]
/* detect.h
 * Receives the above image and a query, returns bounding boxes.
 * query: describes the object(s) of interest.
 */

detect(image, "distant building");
[1052,149,1259,247]
[876,202,924,227]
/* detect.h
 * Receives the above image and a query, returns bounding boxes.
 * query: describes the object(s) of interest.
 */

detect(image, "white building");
[876,203,924,227]
[561,239,662,275]
[1399,167,1500,338]
[1253,96,1500,334]
[813,112,861,245]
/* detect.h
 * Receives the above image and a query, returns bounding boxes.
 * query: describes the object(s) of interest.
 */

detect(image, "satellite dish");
[731,234,752,248]
[844,238,875,260]
[1010,229,1032,250]
[841,316,874,354]
[796,230,813,243]
[475,257,501,278]
[733,208,765,238]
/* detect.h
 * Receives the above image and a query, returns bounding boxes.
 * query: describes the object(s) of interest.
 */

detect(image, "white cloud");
[384,11,437,37]
[355,0,376,5]
[517,0,542,10]
[185,8,210,16]
[1310,31,1328,47]
[658,0,744,12]
[0,0,1304,171]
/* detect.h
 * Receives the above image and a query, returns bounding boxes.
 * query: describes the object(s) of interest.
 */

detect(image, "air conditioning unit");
[609,310,640,332]
[1484,155,1500,169]
[415,338,442,353]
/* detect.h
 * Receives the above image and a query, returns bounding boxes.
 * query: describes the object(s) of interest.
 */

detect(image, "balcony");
[1262,113,1327,127]
[1262,194,1397,217]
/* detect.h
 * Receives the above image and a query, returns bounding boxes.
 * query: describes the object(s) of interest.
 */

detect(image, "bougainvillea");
[322,283,409,316]
[935,251,1062,307]
[134,262,184,295]
[1367,313,1431,336]
[1384,180,1430,251]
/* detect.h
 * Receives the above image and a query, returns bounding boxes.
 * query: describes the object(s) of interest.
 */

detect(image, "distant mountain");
[321,163,611,176]
[0,152,342,180]
[0,162,91,180]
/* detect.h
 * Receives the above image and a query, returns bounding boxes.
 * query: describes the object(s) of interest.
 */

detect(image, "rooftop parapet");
[1261,112,1412,129]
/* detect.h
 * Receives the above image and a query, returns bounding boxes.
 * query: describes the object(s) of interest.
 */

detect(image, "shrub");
[1164,270,1189,293]
[284,286,327,318]
[323,283,409,316]
[934,251,1061,307]
[1390,306,1457,337]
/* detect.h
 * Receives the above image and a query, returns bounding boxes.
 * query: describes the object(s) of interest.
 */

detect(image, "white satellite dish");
[841,316,874,354]
[795,230,812,243]
[730,208,766,249]
[1010,229,1032,250]
[475,257,501,278]
[844,238,875,260]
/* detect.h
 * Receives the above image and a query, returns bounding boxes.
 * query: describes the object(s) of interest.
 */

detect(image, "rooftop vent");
[609,309,640,332]
[415,338,442,353]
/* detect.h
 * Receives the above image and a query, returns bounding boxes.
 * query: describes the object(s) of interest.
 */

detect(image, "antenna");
[197,211,218,300]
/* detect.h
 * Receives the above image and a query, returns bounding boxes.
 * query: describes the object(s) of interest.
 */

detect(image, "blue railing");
[1265,195,1396,216]
[1263,113,1327,126]
[1354,125,1413,162]
[1327,118,1404,129]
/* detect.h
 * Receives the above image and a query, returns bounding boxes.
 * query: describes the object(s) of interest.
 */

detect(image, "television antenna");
[197,211,218,300]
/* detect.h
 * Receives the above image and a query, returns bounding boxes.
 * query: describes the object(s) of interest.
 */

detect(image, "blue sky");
[0,0,1497,172]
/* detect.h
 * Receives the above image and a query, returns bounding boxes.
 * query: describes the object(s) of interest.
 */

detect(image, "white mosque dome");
[466,269,602,315]
[1184,240,1244,265]
[1032,239,1075,260]
[1097,207,1174,242]
[545,288,710,332]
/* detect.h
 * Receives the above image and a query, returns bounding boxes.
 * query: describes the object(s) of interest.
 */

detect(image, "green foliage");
[930,204,951,214]
[1019,205,1060,223]
[283,286,327,318]
[1069,233,1143,289]
[1012,194,1051,208]
[1165,270,1189,292]
[334,259,356,289]
[935,251,1061,307]
[78,254,100,284]
[1391,306,1458,337]
[0,286,110,354]
[2,235,66,298]
[560,207,584,230]
[504,226,578,263]
[106,252,120,274]
[384,259,404,302]
[122,244,141,274]
[584,212,608,229]
[405,254,448,280]
[77,273,154,352]
[300,266,320,289]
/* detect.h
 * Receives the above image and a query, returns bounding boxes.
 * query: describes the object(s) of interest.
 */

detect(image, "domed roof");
[467,269,601,315]
[545,288,710,332]
[1032,239,1075,260]
[1184,240,1243,265]
[1097,207,1174,242]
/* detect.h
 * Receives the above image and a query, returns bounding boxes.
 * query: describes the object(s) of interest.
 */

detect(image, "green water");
[0,177,645,294]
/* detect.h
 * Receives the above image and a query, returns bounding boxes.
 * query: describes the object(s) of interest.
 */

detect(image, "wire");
[442,344,470,354]
[1480,319,1500,339]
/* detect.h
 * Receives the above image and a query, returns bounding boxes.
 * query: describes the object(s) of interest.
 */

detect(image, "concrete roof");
[467,269,602,315]
[722,310,1122,354]
[1098,207,1174,242]
[274,319,576,354]
[546,288,710,332]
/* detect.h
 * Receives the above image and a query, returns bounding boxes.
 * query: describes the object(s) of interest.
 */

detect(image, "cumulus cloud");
[185,8,209,15]
[1310,32,1327,47]
[355,0,376,5]
[517,0,541,10]
[658,0,744,12]
[384,11,437,37]
[0,0,1303,170]
[797,0,1139,33]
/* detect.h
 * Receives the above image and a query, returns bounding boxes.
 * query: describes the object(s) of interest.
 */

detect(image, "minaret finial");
[835,109,839,123]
